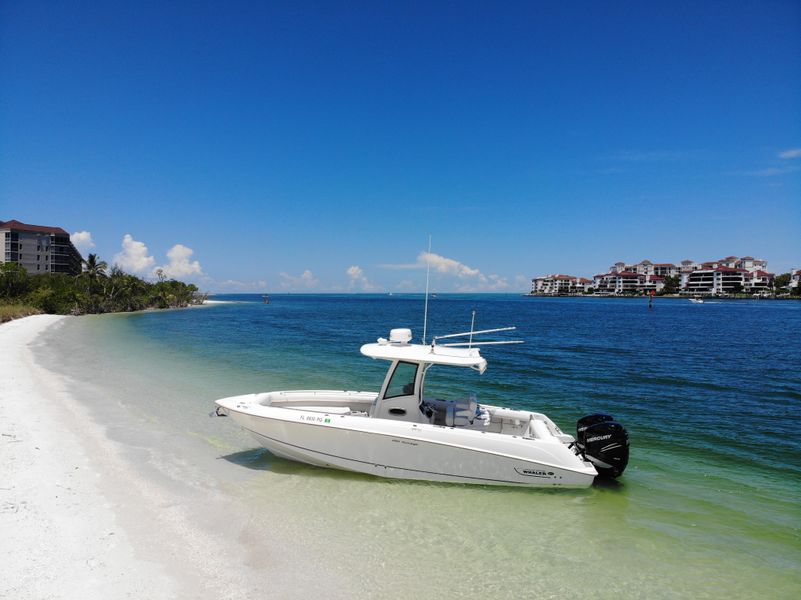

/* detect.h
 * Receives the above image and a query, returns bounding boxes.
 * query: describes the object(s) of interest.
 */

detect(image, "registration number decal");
[300,415,331,424]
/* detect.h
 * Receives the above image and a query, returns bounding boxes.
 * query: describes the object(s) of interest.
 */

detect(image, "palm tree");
[83,253,108,281]
[79,253,108,312]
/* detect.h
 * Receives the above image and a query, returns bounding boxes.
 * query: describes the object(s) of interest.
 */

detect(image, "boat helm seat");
[446,394,479,427]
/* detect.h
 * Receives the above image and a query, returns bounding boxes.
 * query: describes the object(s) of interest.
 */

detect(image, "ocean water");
[41,295,801,598]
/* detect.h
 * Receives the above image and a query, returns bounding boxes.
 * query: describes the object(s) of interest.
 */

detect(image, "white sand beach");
[0,316,179,598]
[0,316,334,600]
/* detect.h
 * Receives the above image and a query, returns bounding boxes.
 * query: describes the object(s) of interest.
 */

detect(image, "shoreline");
[0,314,344,600]
[0,315,178,598]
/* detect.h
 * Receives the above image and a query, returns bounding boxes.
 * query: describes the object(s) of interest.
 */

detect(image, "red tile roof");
[616,271,641,277]
[715,266,747,273]
[751,270,773,278]
[740,256,754,260]
[0,219,69,235]
[653,263,676,267]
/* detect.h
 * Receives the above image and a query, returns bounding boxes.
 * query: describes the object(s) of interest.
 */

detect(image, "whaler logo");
[586,434,612,442]
[515,468,555,478]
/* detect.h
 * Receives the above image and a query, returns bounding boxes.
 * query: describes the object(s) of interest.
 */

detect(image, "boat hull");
[218,397,597,487]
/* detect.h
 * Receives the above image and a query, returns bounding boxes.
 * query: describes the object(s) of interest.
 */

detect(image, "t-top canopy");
[360,341,487,373]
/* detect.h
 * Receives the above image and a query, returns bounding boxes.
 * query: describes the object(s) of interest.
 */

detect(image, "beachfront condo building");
[681,267,774,296]
[593,272,665,295]
[0,219,83,276]
[609,260,679,278]
[531,256,775,296]
[607,256,772,295]
[531,274,592,295]
[610,257,768,278]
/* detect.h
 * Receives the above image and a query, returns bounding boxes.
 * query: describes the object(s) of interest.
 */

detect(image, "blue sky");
[1,1,799,291]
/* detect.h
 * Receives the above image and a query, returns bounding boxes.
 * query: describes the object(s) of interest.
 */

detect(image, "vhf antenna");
[469,310,476,348]
[422,235,432,344]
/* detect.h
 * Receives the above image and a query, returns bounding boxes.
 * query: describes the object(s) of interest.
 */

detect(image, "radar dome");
[389,328,412,344]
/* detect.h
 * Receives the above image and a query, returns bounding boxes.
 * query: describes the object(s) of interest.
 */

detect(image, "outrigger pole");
[433,326,523,347]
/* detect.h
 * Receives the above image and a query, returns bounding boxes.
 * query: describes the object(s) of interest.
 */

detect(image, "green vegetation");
[0,303,42,323]
[0,253,205,319]
[773,272,790,291]
[660,275,680,295]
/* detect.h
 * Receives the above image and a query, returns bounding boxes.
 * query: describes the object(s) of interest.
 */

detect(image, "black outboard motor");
[576,413,630,478]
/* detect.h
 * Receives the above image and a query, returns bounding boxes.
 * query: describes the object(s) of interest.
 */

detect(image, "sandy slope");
[0,314,351,600]
[0,316,276,599]
[0,315,177,598]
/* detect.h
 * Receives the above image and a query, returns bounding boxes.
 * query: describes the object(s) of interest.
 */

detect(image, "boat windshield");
[421,364,482,402]
[385,361,418,398]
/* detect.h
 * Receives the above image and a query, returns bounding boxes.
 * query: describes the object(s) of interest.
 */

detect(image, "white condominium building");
[609,260,679,278]
[531,274,592,295]
[681,267,774,296]
[593,271,666,295]
[532,255,777,296]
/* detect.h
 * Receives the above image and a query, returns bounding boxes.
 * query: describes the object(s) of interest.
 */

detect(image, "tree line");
[0,253,206,315]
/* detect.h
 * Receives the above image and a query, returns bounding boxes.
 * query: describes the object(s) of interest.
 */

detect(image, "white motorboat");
[214,326,630,487]
[689,298,705,304]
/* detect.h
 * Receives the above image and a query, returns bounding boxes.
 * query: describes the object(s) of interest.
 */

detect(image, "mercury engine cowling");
[576,413,629,478]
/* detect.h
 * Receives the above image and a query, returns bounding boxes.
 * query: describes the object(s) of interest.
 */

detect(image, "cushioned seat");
[446,394,478,427]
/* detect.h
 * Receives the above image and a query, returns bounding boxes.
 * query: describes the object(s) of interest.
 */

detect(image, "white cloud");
[346,265,378,291]
[154,244,203,279]
[379,252,480,277]
[381,251,509,291]
[778,148,801,159]
[113,234,155,274]
[279,269,319,290]
[421,252,481,278]
[70,231,95,254]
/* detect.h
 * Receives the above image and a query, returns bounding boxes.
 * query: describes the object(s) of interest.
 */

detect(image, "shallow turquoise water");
[44,295,801,598]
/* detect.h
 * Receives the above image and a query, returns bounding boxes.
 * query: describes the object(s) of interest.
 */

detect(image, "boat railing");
[432,326,523,349]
